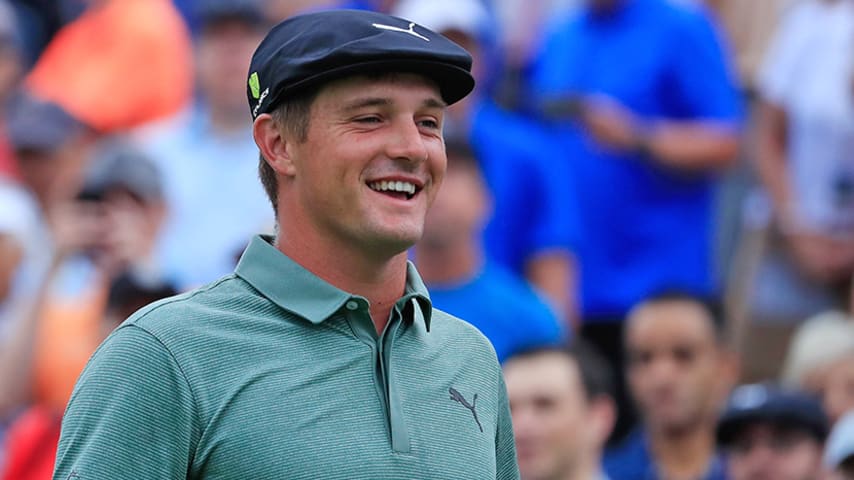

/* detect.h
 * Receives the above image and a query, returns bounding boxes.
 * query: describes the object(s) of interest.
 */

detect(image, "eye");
[418,117,440,130]
[354,115,382,124]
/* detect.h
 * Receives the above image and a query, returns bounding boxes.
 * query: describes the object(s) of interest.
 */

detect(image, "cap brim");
[265,57,475,115]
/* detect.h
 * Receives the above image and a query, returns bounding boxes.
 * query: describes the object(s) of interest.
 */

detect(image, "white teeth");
[369,181,417,195]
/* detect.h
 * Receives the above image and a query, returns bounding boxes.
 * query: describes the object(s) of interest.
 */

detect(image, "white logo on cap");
[372,22,430,42]
[253,87,270,117]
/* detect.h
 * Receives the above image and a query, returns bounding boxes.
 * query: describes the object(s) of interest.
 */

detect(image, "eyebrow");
[340,96,446,113]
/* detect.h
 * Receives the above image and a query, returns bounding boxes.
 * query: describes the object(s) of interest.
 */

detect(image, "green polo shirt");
[53,235,520,479]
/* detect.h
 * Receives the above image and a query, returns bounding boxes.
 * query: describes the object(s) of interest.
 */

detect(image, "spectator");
[716,383,829,480]
[0,273,177,480]
[25,0,192,133]
[753,0,854,314]
[503,340,616,480]
[142,0,273,290]
[395,0,579,324]
[826,410,854,480]
[605,291,738,479]
[0,137,167,423]
[413,140,563,362]
[528,0,742,439]
[0,95,92,467]
[780,310,854,424]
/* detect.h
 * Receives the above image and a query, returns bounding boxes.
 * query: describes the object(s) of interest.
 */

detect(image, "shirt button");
[345,300,359,311]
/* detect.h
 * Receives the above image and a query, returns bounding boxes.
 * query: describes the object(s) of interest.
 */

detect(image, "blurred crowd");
[0,0,852,478]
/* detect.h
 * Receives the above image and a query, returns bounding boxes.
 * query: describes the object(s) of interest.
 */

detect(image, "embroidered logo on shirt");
[66,470,81,479]
[449,387,483,433]
[372,22,430,42]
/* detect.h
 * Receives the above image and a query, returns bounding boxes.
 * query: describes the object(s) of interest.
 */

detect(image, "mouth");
[367,180,420,200]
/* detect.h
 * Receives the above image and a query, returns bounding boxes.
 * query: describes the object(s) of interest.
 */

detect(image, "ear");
[589,395,617,448]
[253,113,297,177]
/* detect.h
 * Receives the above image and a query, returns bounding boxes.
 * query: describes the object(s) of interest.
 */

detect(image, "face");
[626,300,729,434]
[420,155,488,250]
[196,19,265,115]
[281,73,446,257]
[505,352,608,480]
[726,423,824,480]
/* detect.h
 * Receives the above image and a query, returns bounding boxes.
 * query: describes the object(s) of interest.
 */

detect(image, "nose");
[385,117,429,164]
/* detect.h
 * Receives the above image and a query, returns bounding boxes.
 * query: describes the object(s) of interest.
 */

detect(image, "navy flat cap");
[247,9,474,119]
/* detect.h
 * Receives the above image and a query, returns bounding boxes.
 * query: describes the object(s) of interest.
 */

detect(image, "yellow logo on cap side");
[249,72,261,99]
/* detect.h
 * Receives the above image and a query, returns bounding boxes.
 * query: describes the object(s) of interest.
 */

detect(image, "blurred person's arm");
[0,234,22,303]
[581,97,740,171]
[526,251,579,329]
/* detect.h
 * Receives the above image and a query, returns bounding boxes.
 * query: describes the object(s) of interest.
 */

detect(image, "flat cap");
[247,9,474,119]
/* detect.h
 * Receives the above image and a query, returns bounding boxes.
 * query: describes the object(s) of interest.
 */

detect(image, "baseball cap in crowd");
[247,9,474,119]
[6,93,84,152]
[716,383,829,447]
[393,0,490,39]
[76,140,163,203]
[196,0,267,28]
[826,410,854,469]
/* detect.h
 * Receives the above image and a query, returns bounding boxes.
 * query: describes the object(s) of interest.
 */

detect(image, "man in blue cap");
[53,9,519,480]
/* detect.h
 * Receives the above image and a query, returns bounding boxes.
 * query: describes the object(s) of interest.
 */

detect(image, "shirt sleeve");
[53,324,200,480]
[755,5,807,106]
[664,10,742,122]
[495,373,520,480]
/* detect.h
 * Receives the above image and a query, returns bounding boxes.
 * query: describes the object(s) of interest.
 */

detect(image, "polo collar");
[235,235,432,330]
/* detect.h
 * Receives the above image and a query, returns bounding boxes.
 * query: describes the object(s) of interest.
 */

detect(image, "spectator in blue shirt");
[605,291,738,480]
[413,140,564,363]
[140,0,274,290]
[396,0,580,324]
[529,0,742,439]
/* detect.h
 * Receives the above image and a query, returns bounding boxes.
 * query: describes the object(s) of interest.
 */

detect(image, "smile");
[368,180,418,200]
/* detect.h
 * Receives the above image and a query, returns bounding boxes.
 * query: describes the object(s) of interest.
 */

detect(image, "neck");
[414,239,481,285]
[648,421,716,480]
[276,222,408,335]
[566,453,604,480]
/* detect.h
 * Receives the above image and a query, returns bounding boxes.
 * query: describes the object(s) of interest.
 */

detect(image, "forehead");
[505,352,584,397]
[313,72,444,108]
[627,300,717,348]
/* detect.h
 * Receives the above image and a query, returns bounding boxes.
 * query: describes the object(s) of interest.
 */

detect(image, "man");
[605,292,738,479]
[144,0,273,290]
[717,383,829,480]
[504,340,616,480]
[413,140,563,362]
[529,0,742,423]
[52,9,519,479]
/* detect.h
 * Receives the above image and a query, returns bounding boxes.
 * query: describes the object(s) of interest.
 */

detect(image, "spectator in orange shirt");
[25,0,193,133]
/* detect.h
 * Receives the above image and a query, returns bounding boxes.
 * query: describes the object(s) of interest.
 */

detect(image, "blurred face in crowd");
[626,299,733,434]
[16,138,91,206]
[420,151,488,251]
[505,351,614,480]
[196,17,265,116]
[725,423,823,480]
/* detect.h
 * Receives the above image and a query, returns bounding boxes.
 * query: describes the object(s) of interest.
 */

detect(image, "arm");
[525,250,578,329]
[53,325,198,479]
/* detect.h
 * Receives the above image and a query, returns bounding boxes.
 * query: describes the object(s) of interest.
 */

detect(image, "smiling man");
[52,9,519,480]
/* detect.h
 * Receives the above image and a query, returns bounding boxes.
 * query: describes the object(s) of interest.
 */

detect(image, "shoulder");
[429,307,501,363]
[603,429,652,478]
